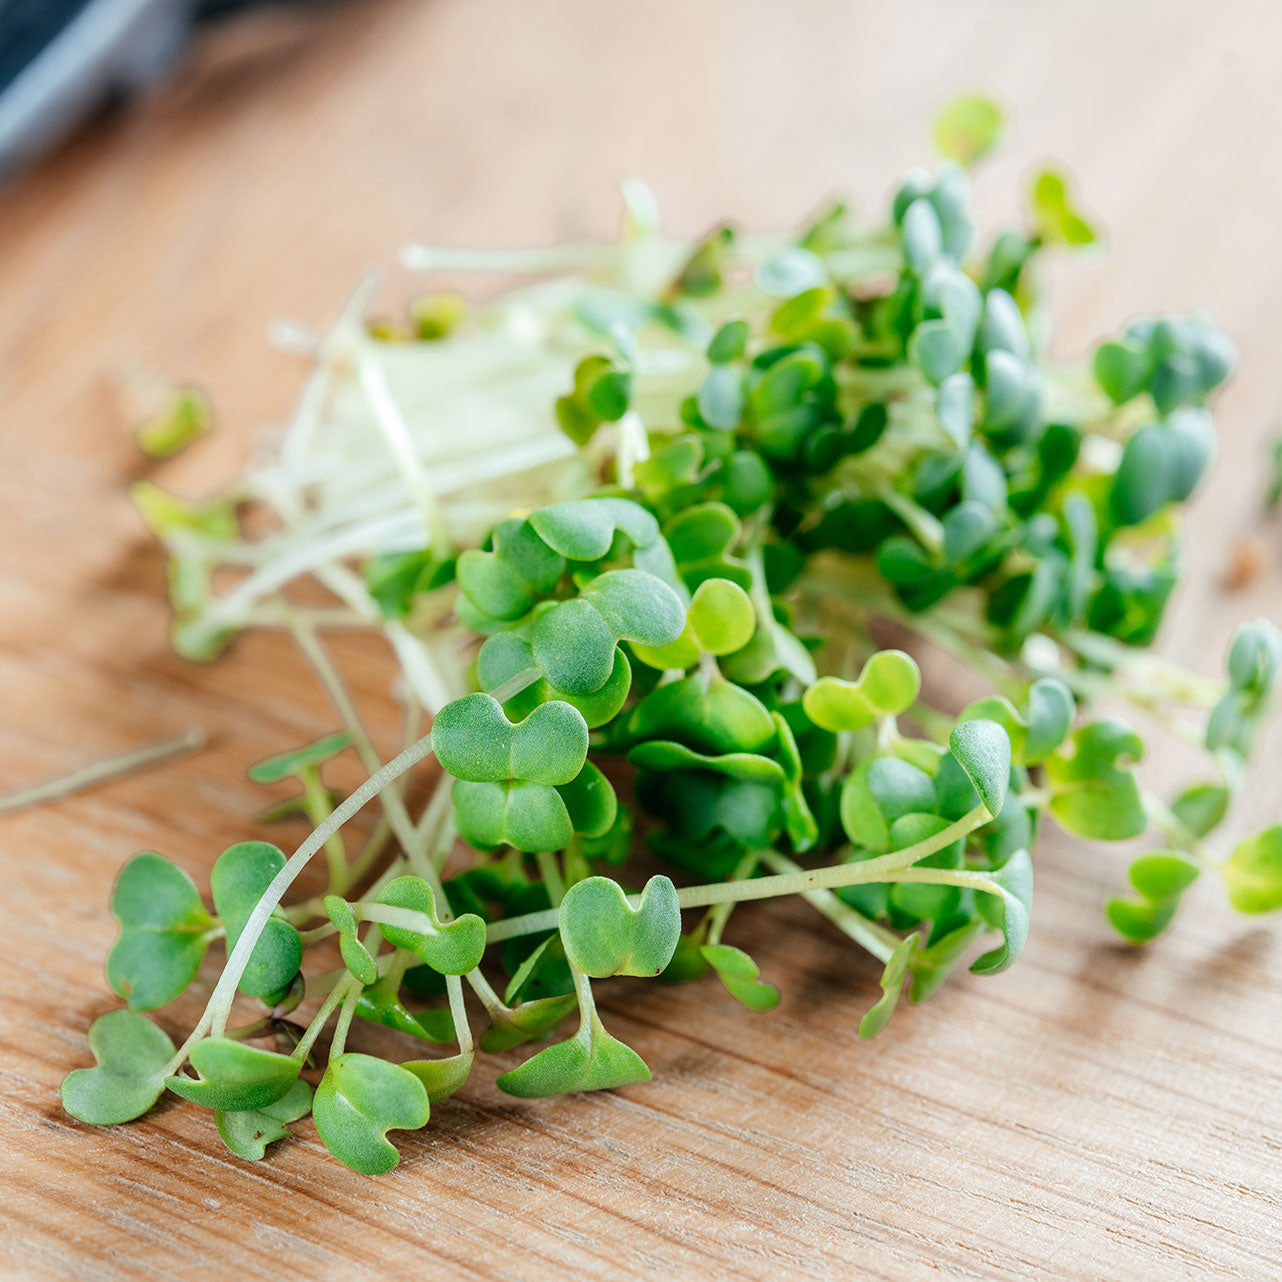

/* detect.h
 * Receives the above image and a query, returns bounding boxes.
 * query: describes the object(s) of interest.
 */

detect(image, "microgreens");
[61,95,1282,1174]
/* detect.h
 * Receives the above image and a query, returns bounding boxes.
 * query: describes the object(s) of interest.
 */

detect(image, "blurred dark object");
[0,0,295,179]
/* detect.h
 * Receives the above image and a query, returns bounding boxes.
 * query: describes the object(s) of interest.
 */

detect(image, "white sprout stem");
[356,344,451,556]
[479,803,990,944]
[0,729,205,814]
[400,242,614,273]
[196,733,440,1044]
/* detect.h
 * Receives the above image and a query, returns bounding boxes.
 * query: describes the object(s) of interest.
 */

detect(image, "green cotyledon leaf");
[1223,826,1282,914]
[209,841,302,999]
[215,1079,313,1162]
[559,875,681,978]
[432,693,588,785]
[61,1010,175,1125]
[531,569,685,695]
[373,877,487,975]
[165,1038,300,1112]
[246,730,353,783]
[859,932,920,1038]
[1045,720,1146,841]
[495,1011,651,1099]
[106,852,213,1011]
[313,1053,430,1175]
[527,497,659,561]
[803,649,921,732]
[700,944,780,1012]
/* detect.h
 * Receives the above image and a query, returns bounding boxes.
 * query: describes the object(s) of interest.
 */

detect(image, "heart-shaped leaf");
[246,731,353,783]
[476,632,631,729]
[210,842,302,999]
[632,577,756,669]
[1223,826,1282,914]
[699,944,780,1012]
[313,1053,430,1174]
[432,693,588,786]
[452,779,576,853]
[106,852,213,1011]
[61,1010,175,1125]
[324,895,379,986]
[803,650,921,732]
[663,503,750,590]
[166,1038,300,1111]
[859,932,920,1038]
[559,875,681,978]
[1046,720,1146,841]
[532,570,685,695]
[215,1079,313,1161]
[495,1013,651,1099]
[1106,850,1200,942]
[1030,168,1097,247]
[456,516,566,620]
[527,497,658,561]
[948,719,1011,818]
[934,93,1002,166]
[374,877,487,974]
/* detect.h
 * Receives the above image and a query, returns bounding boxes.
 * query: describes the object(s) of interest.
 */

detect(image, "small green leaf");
[948,719,1011,818]
[61,1010,175,1125]
[479,993,579,1053]
[324,895,379,986]
[209,842,302,999]
[215,1079,313,1161]
[313,1054,430,1174]
[246,731,353,783]
[527,498,658,561]
[135,386,211,459]
[1223,826,1282,914]
[803,650,921,732]
[1046,720,1146,841]
[933,93,1003,166]
[402,1054,474,1103]
[165,1039,300,1112]
[432,693,588,787]
[1170,783,1230,839]
[700,944,780,1012]
[707,319,749,364]
[559,875,682,978]
[686,578,756,655]
[106,853,212,1011]
[495,1013,651,1099]
[859,933,920,1038]
[971,848,1033,974]
[1030,168,1097,247]
[375,877,487,974]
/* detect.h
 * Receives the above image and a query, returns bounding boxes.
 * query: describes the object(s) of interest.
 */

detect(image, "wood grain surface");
[2,2,1281,1277]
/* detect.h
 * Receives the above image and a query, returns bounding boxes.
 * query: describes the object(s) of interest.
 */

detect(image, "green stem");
[328,980,362,1059]
[291,974,358,1065]
[483,804,990,944]
[759,851,902,963]
[300,767,349,895]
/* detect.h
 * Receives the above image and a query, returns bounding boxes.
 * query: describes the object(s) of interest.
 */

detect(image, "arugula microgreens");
[62,96,1282,1174]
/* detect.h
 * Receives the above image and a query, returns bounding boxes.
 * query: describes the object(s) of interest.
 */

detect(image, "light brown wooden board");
[2,1,1281,1277]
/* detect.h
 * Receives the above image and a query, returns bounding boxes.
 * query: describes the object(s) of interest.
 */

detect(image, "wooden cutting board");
[2,2,1280,1277]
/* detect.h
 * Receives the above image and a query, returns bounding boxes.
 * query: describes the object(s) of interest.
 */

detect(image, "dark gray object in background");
[0,0,283,179]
